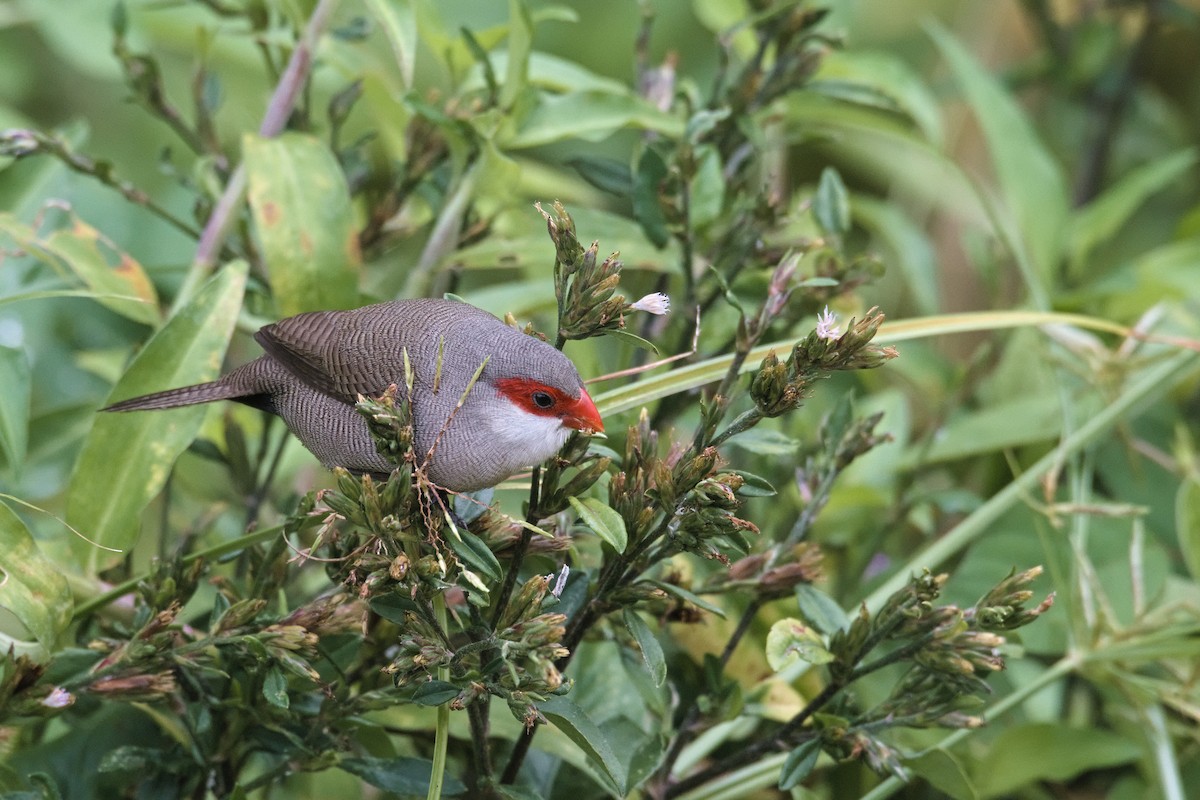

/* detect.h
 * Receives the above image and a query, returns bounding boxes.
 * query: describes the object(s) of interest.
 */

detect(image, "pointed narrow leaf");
[262,665,289,708]
[794,584,851,634]
[646,579,726,617]
[500,0,533,108]
[0,212,160,326]
[568,496,627,553]
[928,23,1067,289]
[622,609,667,687]
[813,166,850,237]
[779,739,821,790]
[538,695,627,794]
[605,328,659,354]
[339,756,465,796]
[445,525,502,582]
[67,263,248,572]
[0,502,72,649]
[1177,478,1200,582]
[244,133,360,317]
[363,0,416,88]
[411,680,460,706]
[1068,148,1197,272]
[0,346,30,471]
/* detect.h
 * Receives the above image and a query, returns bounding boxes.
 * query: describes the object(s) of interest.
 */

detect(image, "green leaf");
[907,749,978,800]
[445,525,502,582]
[605,328,659,354]
[728,470,776,497]
[0,346,30,472]
[368,593,419,625]
[262,665,289,709]
[645,579,726,618]
[928,22,1068,293]
[338,756,465,796]
[568,496,628,553]
[566,155,634,196]
[690,145,725,232]
[812,49,944,144]
[622,609,667,687]
[0,502,72,650]
[685,108,730,143]
[633,145,670,248]
[765,617,835,671]
[853,196,939,316]
[538,695,627,794]
[411,680,461,706]
[1176,477,1200,582]
[813,166,850,237]
[67,262,248,572]
[974,723,1139,797]
[243,133,360,317]
[508,91,683,148]
[1068,148,1197,274]
[500,0,532,108]
[0,212,160,326]
[794,584,850,635]
[779,739,821,790]
[363,0,416,88]
[727,428,800,456]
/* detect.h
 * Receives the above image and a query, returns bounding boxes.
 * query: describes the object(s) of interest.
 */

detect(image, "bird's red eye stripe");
[494,377,604,433]
[494,377,571,416]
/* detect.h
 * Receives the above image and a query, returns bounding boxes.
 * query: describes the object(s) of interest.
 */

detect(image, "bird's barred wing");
[254,309,400,403]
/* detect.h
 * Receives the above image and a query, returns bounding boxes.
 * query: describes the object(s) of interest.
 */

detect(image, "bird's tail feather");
[103,381,247,412]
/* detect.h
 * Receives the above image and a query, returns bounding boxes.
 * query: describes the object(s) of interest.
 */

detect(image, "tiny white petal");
[552,564,570,598]
[815,306,840,340]
[42,687,73,709]
[629,292,671,315]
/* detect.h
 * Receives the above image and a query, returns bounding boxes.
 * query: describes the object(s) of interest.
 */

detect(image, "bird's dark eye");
[532,391,555,409]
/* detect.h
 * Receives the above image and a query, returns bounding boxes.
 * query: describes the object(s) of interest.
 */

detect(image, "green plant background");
[1,1,1199,799]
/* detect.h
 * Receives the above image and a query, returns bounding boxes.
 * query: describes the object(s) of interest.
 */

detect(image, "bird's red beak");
[564,388,604,434]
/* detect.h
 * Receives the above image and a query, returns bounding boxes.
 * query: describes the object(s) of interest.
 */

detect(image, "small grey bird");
[105,298,604,491]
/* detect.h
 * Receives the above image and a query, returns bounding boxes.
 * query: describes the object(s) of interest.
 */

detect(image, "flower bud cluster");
[970,566,1056,631]
[321,467,413,541]
[750,307,897,418]
[726,542,823,599]
[355,385,414,467]
[830,567,1053,752]
[668,468,760,563]
[536,431,612,517]
[538,201,629,342]
[381,575,570,721]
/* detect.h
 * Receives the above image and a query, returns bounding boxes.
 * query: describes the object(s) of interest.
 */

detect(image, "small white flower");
[42,687,73,709]
[551,564,570,598]
[629,292,671,315]
[815,306,840,340]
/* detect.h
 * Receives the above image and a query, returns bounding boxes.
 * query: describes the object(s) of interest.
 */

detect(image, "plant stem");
[489,466,541,628]
[180,0,341,308]
[427,591,451,800]
[854,654,1080,800]
[861,347,1198,615]
[658,596,764,781]
[71,523,286,621]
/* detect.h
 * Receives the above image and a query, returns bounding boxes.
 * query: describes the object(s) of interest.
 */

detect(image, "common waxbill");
[104,298,604,492]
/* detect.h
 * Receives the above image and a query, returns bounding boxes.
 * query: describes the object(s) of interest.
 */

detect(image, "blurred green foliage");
[1,1,1200,799]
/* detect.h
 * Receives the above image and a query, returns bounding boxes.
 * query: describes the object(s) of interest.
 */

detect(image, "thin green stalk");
[71,522,286,621]
[854,655,1081,800]
[677,654,1081,800]
[427,591,451,800]
[860,346,1198,615]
